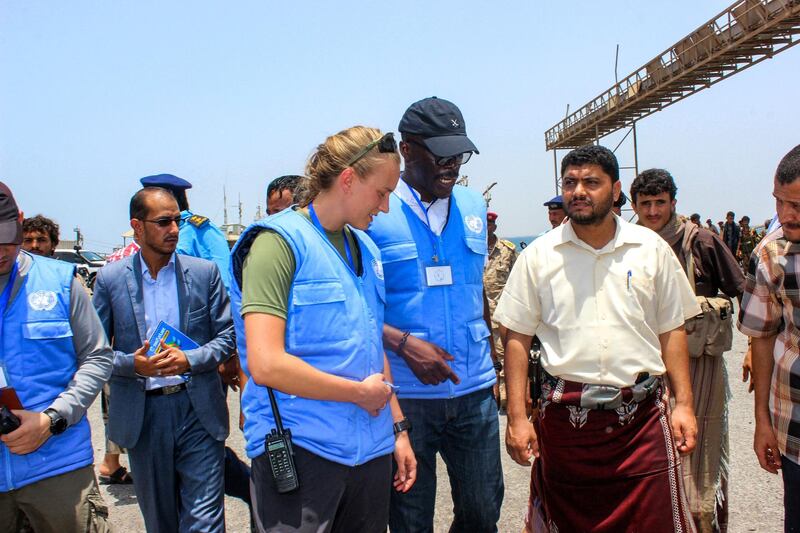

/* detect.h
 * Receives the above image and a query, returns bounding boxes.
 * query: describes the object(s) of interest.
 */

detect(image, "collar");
[139,252,176,279]
[395,176,448,208]
[556,214,646,254]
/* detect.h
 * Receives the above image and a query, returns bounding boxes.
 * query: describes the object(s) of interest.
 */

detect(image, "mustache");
[568,197,593,207]
[436,170,459,180]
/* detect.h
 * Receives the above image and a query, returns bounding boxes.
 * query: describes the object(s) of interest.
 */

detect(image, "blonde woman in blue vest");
[229,126,416,533]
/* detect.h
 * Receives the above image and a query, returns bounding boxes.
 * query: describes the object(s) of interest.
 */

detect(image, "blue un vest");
[366,185,496,399]
[229,209,393,466]
[0,254,93,492]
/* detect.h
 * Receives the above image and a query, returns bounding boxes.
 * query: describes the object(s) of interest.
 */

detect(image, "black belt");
[145,383,187,397]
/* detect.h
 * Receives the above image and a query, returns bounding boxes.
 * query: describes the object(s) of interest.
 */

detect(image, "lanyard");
[407,186,442,263]
[0,261,19,339]
[308,203,356,273]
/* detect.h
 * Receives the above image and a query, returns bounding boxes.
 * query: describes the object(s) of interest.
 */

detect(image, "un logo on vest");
[464,215,483,234]
[28,290,58,312]
[371,258,384,280]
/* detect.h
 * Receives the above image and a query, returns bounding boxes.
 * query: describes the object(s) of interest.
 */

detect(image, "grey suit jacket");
[92,252,235,449]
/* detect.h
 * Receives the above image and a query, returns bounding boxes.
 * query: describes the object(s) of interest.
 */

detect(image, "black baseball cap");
[0,182,22,244]
[399,97,479,157]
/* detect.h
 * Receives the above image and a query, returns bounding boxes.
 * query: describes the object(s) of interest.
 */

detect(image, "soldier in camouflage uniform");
[737,215,759,270]
[483,211,517,409]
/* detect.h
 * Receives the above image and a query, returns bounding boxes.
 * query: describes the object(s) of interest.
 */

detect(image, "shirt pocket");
[620,272,653,324]
[22,320,75,378]
[462,236,487,285]
[289,280,350,346]
[380,242,420,293]
[467,318,493,377]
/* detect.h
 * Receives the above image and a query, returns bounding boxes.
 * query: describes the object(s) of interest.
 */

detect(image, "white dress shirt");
[494,215,700,388]
[140,253,185,390]
[394,178,450,236]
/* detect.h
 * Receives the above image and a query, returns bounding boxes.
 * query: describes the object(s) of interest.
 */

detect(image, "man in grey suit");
[93,187,235,532]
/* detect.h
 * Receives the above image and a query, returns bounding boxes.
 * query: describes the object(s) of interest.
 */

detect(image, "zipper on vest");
[437,236,456,399]
[356,276,367,466]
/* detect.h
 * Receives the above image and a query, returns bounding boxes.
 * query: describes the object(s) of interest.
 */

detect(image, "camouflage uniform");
[483,238,518,407]
[738,227,759,270]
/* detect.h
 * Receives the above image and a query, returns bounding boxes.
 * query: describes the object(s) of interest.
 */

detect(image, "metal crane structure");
[544,0,800,190]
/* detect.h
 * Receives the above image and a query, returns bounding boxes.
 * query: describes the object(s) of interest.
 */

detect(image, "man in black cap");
[543,195,565,229]
[367,97,504,532]
[0,182,113,531]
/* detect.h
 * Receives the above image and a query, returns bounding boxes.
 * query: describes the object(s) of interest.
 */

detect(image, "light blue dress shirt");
[140,253,185,390]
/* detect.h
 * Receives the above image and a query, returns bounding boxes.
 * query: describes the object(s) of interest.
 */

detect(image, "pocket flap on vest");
[292,280,346,306]
[464,236,486,255]
[22,320,73,339]
[467,319,491,342]
[380,242,418,264]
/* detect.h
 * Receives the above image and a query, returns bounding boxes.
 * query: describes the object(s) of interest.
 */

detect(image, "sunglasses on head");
[405,139,472,167]
[347,132,398,166]
[143,215,183,228]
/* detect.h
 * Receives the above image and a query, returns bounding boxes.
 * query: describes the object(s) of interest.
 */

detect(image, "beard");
[567,192,614,226]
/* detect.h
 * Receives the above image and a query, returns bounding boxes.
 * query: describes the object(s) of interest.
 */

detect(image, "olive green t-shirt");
[240,208,360,319]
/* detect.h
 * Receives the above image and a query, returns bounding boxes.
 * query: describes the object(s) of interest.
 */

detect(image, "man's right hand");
[132,341,169,377]
[754,421,781,474]
[400,335,460,386]
[356,373,392,416]
[506,414,539,466]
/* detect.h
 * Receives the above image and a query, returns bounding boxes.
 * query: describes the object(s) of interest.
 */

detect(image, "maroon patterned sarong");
[526,376,696,533]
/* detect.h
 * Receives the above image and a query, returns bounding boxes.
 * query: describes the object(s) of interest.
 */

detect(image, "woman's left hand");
[393,432,417,493]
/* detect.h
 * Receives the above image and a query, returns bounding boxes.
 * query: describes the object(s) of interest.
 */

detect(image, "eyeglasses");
[347,132,398,166]
[143,216,183,228]
[405,139,472,167]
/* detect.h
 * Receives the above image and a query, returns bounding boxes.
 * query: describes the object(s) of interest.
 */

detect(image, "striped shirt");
[738,226,800,464]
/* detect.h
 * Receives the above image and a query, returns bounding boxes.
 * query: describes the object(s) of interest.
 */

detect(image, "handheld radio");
[265,387,299,493]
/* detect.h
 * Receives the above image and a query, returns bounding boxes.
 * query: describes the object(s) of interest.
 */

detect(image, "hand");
[393,432,417,493]
[493,383,500,409]
[1,410,51,454]
[356,374,392,416]
[154,341,191,376]
[133,341,166,377]
[505,414,538,466]
[754,421,781,474]
[670,403,697,455]
[218,354,242,391]
[742,346,754,393]
[400,336,460,386]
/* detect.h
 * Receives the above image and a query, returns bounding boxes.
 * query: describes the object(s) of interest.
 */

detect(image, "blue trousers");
[783,455,800,532]
[129,390,225,533]
[389,387,504,533]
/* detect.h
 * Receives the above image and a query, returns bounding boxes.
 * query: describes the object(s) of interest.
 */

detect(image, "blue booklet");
[147,320,199,356]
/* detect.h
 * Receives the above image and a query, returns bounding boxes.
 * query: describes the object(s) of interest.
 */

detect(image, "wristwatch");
[393,417,412,436]
[43,408,68,435]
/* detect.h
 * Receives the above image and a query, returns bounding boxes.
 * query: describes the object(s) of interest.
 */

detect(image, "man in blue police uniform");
[140,174,232,289]
[367,97,504,532]
[0,182,113,532]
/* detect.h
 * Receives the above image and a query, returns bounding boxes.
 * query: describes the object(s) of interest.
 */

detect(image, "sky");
[2,1,798,251]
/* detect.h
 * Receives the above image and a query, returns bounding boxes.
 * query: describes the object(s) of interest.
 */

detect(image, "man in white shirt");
[495,145,699,533]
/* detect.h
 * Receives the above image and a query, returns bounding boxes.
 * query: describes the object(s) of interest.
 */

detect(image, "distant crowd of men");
[1,98,800,533]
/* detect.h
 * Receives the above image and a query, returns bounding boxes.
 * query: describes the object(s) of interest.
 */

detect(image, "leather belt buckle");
[161,384,184,396]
